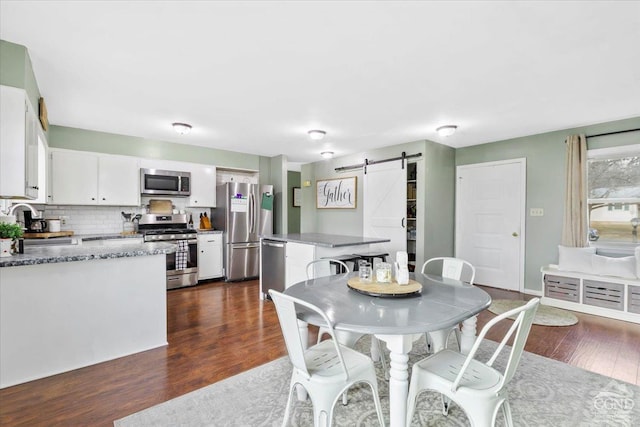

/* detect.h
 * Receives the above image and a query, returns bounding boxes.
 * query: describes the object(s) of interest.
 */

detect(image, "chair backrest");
[451,298,540,392]
[421,257,476,285]
[268,290,350,380]
[306,258,350,280]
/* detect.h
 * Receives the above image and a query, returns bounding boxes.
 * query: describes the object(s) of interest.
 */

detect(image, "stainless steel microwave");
[140,168,191,196]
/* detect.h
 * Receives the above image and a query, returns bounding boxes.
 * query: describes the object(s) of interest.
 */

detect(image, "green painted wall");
[456,116,640,292]
[1,39,46,137]
[0,40,27,90]
[49,126,261,170]
[287,171,301,233]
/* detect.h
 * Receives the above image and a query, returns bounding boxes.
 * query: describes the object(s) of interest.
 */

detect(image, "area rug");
[114,336,639,426]
[488,299,579,326]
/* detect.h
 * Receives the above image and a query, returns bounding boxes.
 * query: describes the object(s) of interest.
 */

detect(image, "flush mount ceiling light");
[308,130,327,141]
[436,125,457,137]
[172,122,192,135]
[321,151,334,159]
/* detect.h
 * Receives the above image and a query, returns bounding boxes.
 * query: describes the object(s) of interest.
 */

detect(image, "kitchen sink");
[23,237,80,247]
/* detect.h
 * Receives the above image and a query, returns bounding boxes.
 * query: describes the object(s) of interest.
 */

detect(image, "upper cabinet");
[0,85,40,199]
[187,165,216,207]
[49,149,140,206]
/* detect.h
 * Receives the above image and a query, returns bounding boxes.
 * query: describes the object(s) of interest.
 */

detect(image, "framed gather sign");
[316,177,357,209]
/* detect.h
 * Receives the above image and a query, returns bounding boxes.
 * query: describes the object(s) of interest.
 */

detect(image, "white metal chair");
[269,290,385,427]
[308,259,389,384]
[406,297,540,427]
[421,257,476,352]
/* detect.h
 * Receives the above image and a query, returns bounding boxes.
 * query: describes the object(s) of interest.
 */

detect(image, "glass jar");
[376,262,392,283]
[358,260,372,282]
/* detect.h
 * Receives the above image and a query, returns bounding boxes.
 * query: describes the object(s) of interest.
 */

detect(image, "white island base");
[0,254,167,388]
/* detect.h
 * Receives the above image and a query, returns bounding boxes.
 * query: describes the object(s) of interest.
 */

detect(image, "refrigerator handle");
[249,192,255,234]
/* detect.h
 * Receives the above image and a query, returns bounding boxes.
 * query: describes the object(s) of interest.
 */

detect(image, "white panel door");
[455,159,526,291]
[363,160,407,263]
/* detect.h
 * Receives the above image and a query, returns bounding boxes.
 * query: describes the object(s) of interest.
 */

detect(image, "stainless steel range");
[138,214,198,289]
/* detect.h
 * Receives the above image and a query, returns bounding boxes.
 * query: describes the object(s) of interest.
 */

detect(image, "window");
[587,144,640,244]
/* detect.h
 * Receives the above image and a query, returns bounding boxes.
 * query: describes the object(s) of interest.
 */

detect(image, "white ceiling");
[1,1,639,164]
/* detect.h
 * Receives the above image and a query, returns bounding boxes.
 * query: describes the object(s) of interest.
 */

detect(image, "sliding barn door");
[363,160,407,263]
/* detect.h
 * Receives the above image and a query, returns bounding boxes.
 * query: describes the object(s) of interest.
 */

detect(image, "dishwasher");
[261,239,286,299]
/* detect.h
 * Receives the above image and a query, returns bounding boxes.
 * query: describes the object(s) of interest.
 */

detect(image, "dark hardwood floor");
[1,280,638,426]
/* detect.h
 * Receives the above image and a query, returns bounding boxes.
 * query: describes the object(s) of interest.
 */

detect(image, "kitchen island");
[0,241,174,388]
[259,233,390,299]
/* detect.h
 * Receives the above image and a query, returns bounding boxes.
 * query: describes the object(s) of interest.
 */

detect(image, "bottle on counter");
[188,213,194,229]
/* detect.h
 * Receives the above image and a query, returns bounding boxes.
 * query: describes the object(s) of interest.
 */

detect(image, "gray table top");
[261,233,390,248]
[284,272,492,335]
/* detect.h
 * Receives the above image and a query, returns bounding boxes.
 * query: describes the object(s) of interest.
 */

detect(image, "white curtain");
[561,134,588,247]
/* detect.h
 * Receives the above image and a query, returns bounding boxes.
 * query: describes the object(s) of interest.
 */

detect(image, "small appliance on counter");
[24,211,46,233]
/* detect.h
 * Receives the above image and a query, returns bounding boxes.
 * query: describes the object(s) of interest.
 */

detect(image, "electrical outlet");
[59,215,68,225]
[530,208,544,217]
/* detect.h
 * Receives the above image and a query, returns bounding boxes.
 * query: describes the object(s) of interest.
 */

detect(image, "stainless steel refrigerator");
[214,183,274,281]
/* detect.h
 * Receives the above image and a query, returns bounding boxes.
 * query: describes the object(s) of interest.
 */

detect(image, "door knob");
[512,232,519,237]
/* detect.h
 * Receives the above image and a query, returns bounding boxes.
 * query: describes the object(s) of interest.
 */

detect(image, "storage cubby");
[543,274,580,302]
[628,285,640,314]
[583,280,624,311]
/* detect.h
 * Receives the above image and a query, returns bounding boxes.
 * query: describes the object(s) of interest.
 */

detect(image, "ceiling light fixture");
[308,130,326,141]
[172,122,192,135]
[321,151,334,159]
[436,125,457,137]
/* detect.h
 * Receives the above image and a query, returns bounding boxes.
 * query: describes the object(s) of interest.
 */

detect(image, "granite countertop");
[76,233,143,241]
[261,233,390,248]
[0,241,175,268]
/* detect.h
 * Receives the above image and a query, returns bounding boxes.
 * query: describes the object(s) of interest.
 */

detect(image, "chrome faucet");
[5,203,41,218]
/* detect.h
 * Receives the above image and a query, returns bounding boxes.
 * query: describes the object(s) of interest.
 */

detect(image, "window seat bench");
[541,264,640,324]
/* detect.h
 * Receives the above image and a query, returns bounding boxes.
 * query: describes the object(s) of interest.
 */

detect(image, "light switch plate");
[530,208,544,217]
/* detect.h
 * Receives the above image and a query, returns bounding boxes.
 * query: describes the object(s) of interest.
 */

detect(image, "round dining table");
[284,271,492,427]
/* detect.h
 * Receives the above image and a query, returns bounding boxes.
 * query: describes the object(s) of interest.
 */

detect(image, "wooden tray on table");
[346,277,422,298]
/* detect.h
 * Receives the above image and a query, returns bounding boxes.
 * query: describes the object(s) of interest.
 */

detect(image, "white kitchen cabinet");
[197,233,223,280]
[97,155,140,205]
[0,85,39,199]
[187,165,217,207]
[49,149,139,206]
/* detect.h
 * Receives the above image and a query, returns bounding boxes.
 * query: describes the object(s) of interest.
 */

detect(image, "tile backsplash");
[21,199,212,235]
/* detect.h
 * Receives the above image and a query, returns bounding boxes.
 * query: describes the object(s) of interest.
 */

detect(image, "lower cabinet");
[198,233,223,280]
